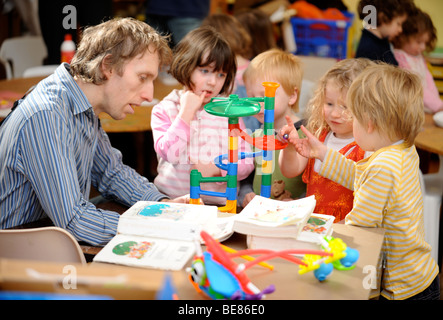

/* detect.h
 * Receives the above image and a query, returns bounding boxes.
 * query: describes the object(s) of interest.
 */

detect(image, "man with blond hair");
[0,18,187,246]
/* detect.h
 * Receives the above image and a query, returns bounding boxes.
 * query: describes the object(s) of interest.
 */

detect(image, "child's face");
[245,77,297,126]
[379,15,407,40]
[189,62,227,104]
[402,32,430,56]
[323,81,353,139]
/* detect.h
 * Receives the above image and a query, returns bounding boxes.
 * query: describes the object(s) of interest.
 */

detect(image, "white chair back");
[0,227,86,264]
[0,36,48,79]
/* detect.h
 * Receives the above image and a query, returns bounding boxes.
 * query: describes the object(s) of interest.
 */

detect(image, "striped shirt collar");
[53,63,92,116]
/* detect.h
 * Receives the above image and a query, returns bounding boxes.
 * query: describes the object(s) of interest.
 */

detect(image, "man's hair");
[70,17,171,84]
[347,63,424,147]
[358,0,416,26]
[170,26,236,96]
[243,48,303,112]
[392,8,437,53]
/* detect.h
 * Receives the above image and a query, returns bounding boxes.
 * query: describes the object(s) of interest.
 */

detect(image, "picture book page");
[237,195,316,227]
[93,234,196,271]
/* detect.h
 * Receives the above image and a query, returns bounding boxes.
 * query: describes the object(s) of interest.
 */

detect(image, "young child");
[288,64,439,300]
[279,58,374,222]
[151,26,254,205]
[355,0,416,65]
[235,8,277,133]
[239,48,306,207]
[235,8,277,60]
[201,13,252,99]
[392,8,443,114]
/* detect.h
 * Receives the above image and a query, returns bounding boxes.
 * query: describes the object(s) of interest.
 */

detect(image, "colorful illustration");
[190,82,288,213]
[112,241,154,259]
[187,231,359,300]
[137,203,189,221]
[303,216,329,234]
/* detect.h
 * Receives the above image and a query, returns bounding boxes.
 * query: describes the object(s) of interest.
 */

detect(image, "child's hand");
[295,125,327,161]
[178,90,206,124]
[279,115,299,142]
[242,192,256,208]
[191,160,221,178]
[162,194,204,204]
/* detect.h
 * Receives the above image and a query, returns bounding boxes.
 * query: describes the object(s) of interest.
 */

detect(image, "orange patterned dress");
[302,130,366,222]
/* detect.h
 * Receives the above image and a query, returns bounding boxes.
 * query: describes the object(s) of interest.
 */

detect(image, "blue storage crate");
[290,12,354,60]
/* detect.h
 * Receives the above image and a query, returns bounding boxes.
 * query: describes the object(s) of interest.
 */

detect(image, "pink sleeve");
[393,50,410,69]
[150,99,191,162]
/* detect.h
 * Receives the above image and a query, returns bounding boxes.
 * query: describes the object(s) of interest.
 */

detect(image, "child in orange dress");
[279,58,374,222]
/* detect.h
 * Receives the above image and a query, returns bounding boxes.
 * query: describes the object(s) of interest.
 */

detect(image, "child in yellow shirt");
[282,64,439,300]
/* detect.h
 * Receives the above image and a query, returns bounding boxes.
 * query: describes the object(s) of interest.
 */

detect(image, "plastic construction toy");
[190,82,288,213]
[186,231,359,300]
[299,236,360,281]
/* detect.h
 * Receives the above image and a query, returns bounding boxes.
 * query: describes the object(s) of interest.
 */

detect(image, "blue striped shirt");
[0,64,168,245]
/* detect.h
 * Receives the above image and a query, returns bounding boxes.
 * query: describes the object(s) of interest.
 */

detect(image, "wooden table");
[175,224,385,300]
[415,113,443,156]
[12,201,385,300]
[90,200,386,300]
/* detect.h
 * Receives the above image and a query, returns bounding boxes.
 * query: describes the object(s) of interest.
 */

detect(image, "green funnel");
[204,94,262,118]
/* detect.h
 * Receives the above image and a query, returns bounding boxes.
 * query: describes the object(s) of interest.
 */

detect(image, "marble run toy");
[186,231,359,300]
[190,82,288,213]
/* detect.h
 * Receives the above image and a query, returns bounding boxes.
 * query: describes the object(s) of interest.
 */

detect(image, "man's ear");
[288,87,299,106]
[101,54,113,80]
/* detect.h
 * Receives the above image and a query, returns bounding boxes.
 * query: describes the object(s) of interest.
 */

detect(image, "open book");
[93,201,228,271]
[233,195,316,238]
[247,213,335,251]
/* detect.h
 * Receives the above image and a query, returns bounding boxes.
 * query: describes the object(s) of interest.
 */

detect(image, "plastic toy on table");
[190,82,288,213]
[186,231,359,300]
[298,235,360,281]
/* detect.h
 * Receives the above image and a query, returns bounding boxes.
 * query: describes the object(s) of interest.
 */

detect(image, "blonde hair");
[347,64,424,147]
[170,26,236,96]
[305,58,374,138]
[243,48,303,112]
[70,17,171,84]
[201,13,252,59]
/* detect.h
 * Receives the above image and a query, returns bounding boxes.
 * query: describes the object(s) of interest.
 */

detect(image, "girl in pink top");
[393,8,443,114]
[151,26,254,205]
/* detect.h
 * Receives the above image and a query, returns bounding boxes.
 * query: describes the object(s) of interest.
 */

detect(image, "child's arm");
[290,125,355,190]
[177,89,206,125]
[279,118,322,178]
[151,98,191,162]
[344,158,396,228]
[237,171,256,208]
[291,125,328,161]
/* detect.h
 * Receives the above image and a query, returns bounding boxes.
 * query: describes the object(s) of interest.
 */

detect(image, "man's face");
[100,47,160,120]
